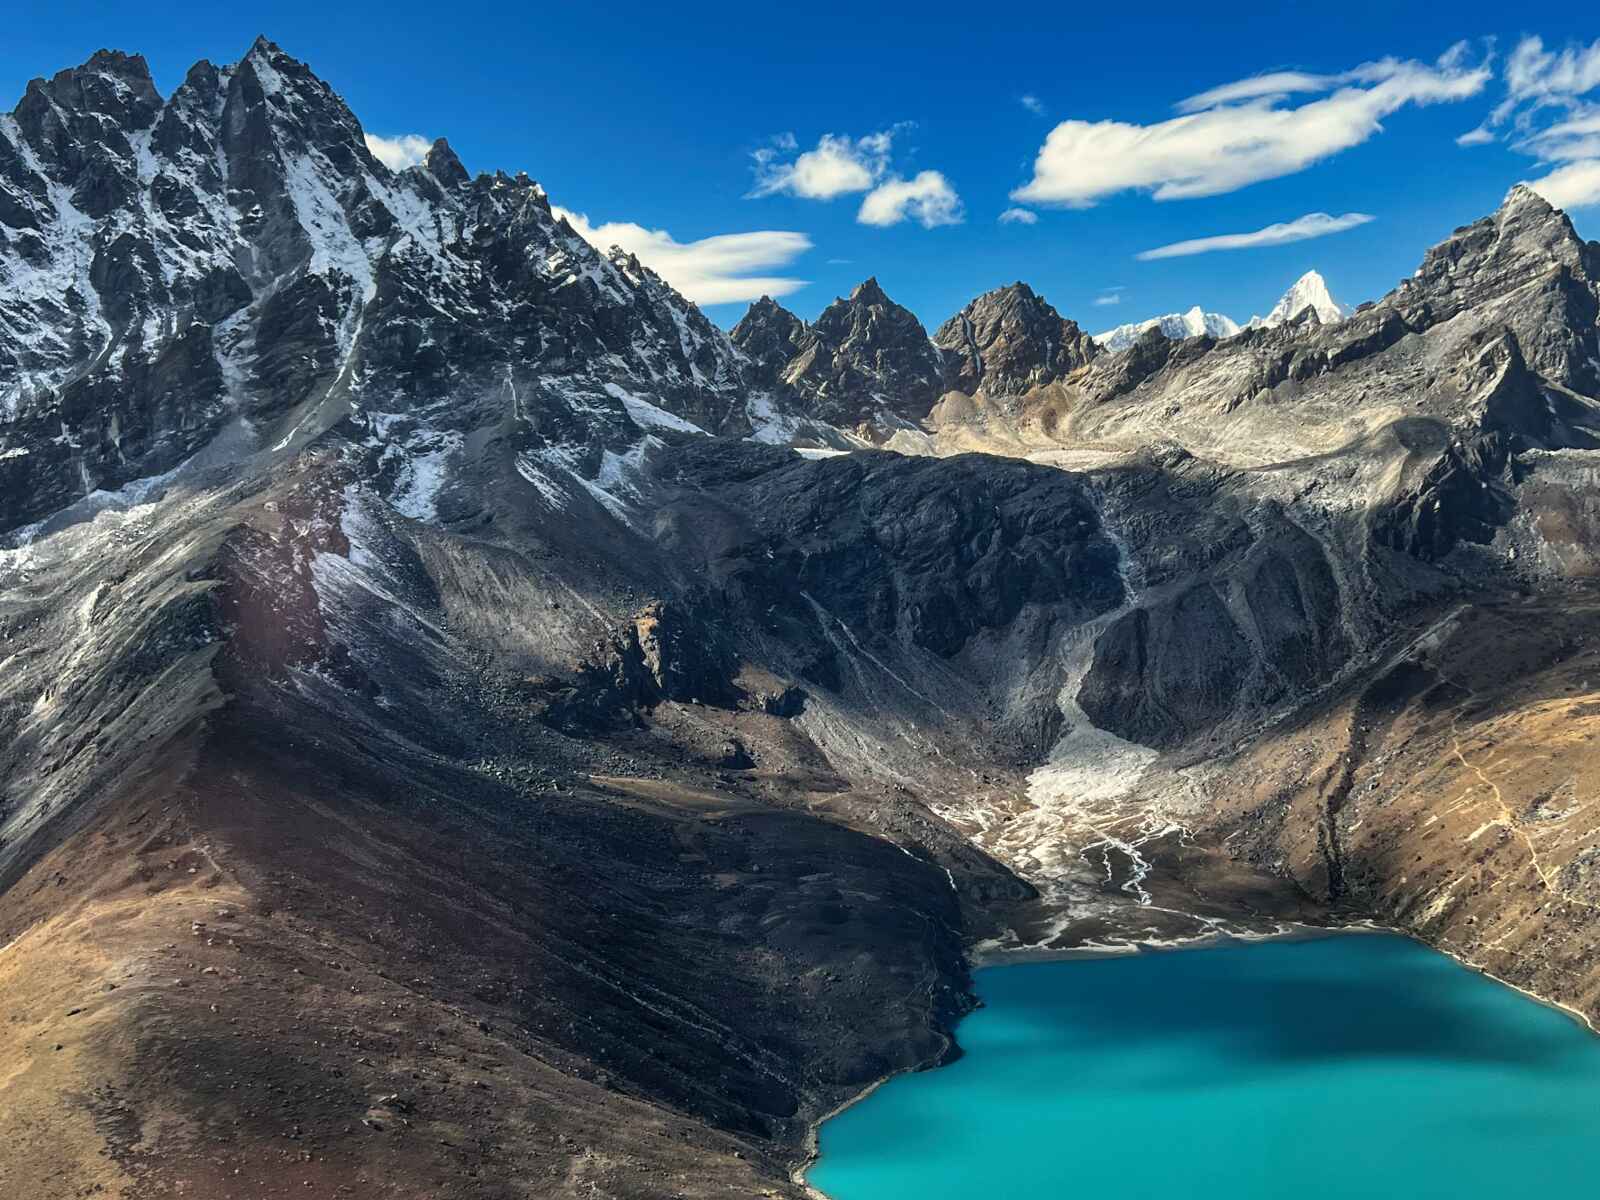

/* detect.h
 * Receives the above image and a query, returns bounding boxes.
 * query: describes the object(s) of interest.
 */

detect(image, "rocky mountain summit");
[4,37,1600,1200]
[731,277,945,437]
[932,282,1098,396]
[728,294,806,389]
[731,279,1097,438]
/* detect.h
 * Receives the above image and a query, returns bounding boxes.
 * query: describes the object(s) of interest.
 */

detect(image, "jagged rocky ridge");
[4,36,1600,1200]
[731,279,1097,437]
[0,38,833,536]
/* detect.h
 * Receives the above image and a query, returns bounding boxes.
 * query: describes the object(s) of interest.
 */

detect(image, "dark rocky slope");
[0,442,1039,1198]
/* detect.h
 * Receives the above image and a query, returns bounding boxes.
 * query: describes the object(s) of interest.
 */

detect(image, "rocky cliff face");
[6,35,1600,1200]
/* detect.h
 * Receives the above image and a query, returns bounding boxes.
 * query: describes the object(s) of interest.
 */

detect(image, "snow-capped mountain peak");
[0,38,779,533]
[1093,305,1240,352]
[1250,270,1352,329]
[1094,271,1355,353]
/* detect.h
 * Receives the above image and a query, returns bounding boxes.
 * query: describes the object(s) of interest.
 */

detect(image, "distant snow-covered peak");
[1090,271,1353,353]
[1094,305,1241,352]
[1249,270,1352,329]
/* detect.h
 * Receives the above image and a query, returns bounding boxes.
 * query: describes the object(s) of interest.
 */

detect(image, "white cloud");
[749,131,894,199]
[553,207,811,304]
[365,133,431,171]
[1174,63,1403,113]
[1135,211,1374,260]
[1013,45,1488,206]
[1519,109,1600,162]
[1475,36,1600,137]
[857,172,964,228]
[1456,126,1495,146]
[1502,36,1600,116]
[1527,160,1600,210]
[1093,291,1123,307]
[1020,94,1045,115]
[750,126,961,231]
[998,207,1038,225]
[1476,37,1600,215]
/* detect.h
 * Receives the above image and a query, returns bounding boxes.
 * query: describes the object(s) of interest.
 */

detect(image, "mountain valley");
[3,37,1600,1199]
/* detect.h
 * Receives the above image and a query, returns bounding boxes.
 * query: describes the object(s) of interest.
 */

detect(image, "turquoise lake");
[809,934,1600,1200]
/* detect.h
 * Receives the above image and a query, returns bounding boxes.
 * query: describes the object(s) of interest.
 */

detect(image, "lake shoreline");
[794,920,1339,1198]
[792,1011,960,1200]
[799,914,1599,1199]
[1421,929,1599,1035]
[967,917,1349,967]
[971,916,1600,1033]
[793,1074,893,1200]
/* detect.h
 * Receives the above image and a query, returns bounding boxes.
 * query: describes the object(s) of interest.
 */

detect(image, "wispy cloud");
[857,172,964,228]
[1474,35,1600,140]
[998,207,1038,225]
[1475,36,1600,211]
[1500,36,1600,121]
[553,207,811,304]
[1093,289,1124,307]
[1175,62,1407,113]
[365,133,431,170]
[1521,110,1600,161]
[1013,44,1488,206]
[1020,94,1045,115]
[748,131,895,199]
[1135,212,1374,260]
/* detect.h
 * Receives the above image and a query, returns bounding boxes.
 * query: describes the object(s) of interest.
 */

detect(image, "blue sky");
[5,1,1599,331]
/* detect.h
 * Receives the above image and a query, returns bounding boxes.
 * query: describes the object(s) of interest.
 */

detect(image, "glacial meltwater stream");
[808,934,1600,1200]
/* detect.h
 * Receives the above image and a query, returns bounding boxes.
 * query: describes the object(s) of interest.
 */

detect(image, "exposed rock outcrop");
[544,597,739,729]
[660,441,1126,656]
